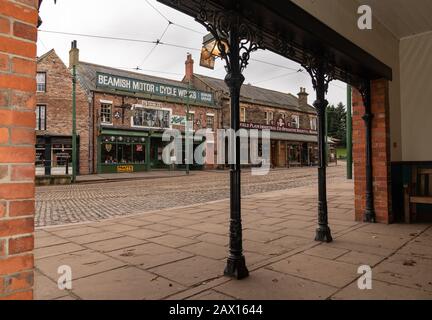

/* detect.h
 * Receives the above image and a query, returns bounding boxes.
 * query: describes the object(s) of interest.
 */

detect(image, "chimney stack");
[69,40,79,69]
[298,87,308,108]
[185,53,194,82]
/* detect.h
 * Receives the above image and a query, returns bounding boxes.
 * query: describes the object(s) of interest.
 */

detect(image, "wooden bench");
[404,167,432,223]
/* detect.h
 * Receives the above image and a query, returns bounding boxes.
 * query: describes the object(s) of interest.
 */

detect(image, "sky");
[37,0,348,106]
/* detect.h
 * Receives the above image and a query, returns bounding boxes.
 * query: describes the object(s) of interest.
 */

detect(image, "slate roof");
[76,61,191,94]
[194,74,316,114]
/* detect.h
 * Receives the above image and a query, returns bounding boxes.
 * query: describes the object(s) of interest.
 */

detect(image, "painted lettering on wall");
[96,72,214,104]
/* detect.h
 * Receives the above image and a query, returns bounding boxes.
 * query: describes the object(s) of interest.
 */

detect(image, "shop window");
[36,72,46,92]
[291,115,300,128]
[101,135,147,165]
[36,105,46,130]
[52,144,72,167]
[206,114,214,129]
[310,117,317,131]
[101,103,112,124]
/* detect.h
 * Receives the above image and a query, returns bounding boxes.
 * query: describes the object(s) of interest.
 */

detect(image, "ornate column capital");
[301,54,336,94]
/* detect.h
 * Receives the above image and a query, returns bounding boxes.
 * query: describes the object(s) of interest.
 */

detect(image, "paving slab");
[149,256,225,287]
[215,269,337,300]
[72,266,186,300]
[107,243,193,269]
[85,236,147,253]
[331,280,432,300]
[268,253,359,288]
[36,249,126,281]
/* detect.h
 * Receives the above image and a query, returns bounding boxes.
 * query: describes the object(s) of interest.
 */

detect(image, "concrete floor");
[34,178,432,300]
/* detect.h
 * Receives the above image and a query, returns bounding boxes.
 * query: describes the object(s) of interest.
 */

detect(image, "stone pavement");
[34,180,432,300]
[36,166,345,227]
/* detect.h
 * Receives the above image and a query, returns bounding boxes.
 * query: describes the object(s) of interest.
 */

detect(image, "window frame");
[240,107,246,122]
[291,114,300,129]
[36,72,47,93]
[36,104,47,131]
[310,117,317,131]
[206,113,215,130]
[100,103,113,125]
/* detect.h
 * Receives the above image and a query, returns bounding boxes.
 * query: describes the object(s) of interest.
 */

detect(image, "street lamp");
[199,33,229,70]
[199,26,260,280]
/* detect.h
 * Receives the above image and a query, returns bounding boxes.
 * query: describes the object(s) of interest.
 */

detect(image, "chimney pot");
[185,53,194,82]
[69,40,79,69]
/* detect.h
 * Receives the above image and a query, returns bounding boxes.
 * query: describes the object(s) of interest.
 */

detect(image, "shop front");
[36,135,76,176]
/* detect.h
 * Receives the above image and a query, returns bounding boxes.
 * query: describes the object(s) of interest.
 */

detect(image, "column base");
[364,209,376,223]
[315,226,333,243]
[224,255,249,280]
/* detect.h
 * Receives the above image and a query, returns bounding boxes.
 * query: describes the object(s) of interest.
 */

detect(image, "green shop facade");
[84,69,217,174]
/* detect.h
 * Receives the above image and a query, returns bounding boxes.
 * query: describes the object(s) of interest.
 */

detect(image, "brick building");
[36,49,90,175]
[184,54,319,168]
[67,44,218,174]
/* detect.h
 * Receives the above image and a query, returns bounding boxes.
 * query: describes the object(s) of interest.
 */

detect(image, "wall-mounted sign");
[171,115,186,126]
[240,122,318,135]
[117,165,134,173]
[96,72,214,105]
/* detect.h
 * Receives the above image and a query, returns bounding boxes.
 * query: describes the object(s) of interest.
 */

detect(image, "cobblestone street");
[36,165,344,227]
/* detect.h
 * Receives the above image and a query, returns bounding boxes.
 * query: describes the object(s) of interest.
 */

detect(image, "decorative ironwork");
[195,1,263,74]
[301,53,336,94]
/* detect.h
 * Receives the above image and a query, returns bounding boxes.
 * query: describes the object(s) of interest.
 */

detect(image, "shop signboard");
[96,72,214,105]
[117,165,134,173]
[240,122,318,135]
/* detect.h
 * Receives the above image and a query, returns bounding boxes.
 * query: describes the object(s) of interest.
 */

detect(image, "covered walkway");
[34,180,432,300]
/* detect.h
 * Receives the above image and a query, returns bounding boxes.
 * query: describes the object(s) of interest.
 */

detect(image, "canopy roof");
[158,0,392,87]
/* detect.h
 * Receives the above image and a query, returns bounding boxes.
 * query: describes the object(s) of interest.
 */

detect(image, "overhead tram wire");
[252,69,303,85]
[38,30,312,77]
[137,21,172,68]
[144,0,204,35]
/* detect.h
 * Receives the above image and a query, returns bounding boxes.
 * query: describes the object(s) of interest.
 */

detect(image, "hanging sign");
[96,72,214,105]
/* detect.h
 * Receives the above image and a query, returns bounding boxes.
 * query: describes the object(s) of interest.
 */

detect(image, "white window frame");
[36,104,46,130]
[206,113,215,129]
[310,117,317,131]
[100,102,113,125]
[36,72,46,92]
[265,111,274,125]
[240,107,246,122]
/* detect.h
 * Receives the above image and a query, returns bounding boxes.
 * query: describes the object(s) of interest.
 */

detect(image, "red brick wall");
[0,0,38,300]
[353,79,393,223]
[37,51,90,174]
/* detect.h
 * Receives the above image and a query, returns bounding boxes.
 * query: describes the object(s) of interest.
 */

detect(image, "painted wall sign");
[240,122,318,135]
[96,72,214,105]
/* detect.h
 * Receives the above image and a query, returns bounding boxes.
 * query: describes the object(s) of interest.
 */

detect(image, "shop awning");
[270,131,318,143]
[101,129,149,137]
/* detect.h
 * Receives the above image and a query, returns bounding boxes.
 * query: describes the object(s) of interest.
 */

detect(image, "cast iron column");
[314,63,332,242]
[224,21,248,280]
[303,57,333,243]
[360,81,376,222]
